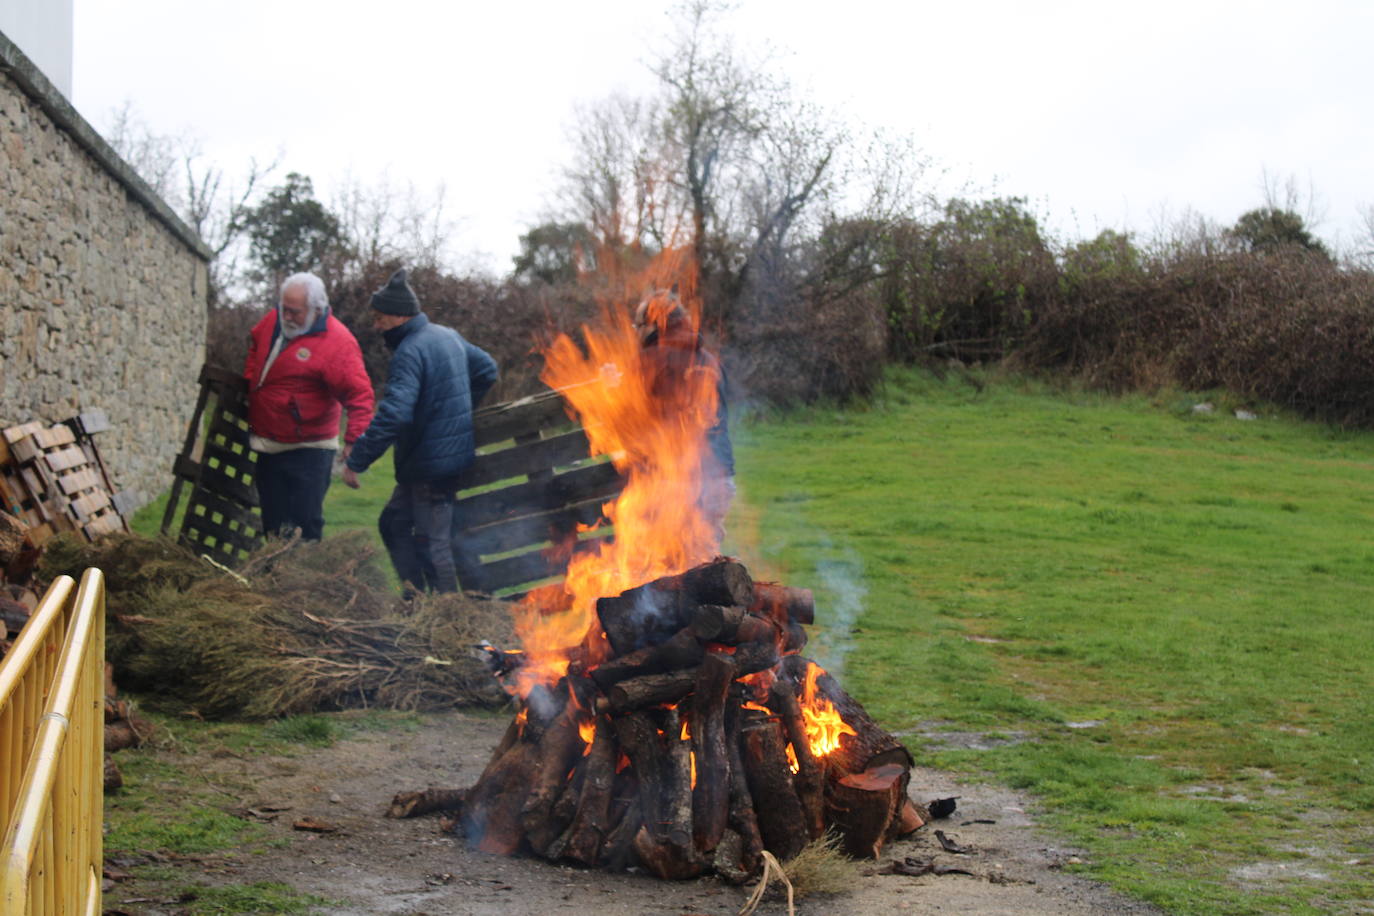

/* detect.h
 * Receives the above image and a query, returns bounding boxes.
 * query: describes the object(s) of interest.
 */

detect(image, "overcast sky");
[71,0,1373,274]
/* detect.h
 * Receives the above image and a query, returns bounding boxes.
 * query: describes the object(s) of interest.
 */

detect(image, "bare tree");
[103,103,278,306]
[555,0,876,325]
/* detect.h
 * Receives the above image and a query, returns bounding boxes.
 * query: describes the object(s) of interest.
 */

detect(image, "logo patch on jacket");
[296,348,311,361]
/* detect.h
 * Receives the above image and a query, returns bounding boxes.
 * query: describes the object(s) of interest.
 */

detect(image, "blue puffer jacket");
[345,313,499,483]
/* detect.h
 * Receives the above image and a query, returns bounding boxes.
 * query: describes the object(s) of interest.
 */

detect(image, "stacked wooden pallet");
[0,409,130,549]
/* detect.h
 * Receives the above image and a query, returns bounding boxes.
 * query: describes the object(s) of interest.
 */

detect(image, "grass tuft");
[783,832,863,898]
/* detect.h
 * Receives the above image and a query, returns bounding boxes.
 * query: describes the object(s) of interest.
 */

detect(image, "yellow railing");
[0,569,105,915]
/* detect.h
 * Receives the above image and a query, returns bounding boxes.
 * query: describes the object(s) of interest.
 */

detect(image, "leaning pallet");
[451,390,625,596]
[160,364,265,564]
[161,364,625,592]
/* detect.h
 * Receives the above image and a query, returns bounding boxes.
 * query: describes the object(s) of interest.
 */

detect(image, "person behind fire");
[633,290,735,538]
[243,272,374,541]
[342,268,499,594]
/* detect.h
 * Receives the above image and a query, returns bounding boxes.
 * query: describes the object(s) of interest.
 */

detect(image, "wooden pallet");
[0,411,130,544]
[160,364,626,593]
[161,365,264,563]
[455,390,624,596]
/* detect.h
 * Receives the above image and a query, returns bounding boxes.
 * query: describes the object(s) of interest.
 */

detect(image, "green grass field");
[728,368,1374,914]
[129,368,1373,912]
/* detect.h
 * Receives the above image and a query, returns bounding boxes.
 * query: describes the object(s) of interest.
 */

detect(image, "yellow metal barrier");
[0,569,105,915]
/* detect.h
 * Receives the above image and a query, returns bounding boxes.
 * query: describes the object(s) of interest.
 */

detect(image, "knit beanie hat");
[370,268,421,316]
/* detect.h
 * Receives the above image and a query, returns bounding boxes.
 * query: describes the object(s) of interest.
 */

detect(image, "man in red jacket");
[243,272,374,540]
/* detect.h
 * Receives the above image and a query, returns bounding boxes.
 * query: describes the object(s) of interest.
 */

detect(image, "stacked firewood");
[453,559,924,880]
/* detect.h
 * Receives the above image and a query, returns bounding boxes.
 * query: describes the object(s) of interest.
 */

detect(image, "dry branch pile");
[448,558,923,881]
[39,531,514,717]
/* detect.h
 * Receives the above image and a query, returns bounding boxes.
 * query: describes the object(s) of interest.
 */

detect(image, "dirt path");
[109,712,1163,915]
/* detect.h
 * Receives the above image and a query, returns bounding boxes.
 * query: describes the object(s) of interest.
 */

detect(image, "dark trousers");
[255,448,336,541]
[379,479,484,594]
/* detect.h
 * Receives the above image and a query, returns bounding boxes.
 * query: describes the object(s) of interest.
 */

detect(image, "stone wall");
[0,32,210,510]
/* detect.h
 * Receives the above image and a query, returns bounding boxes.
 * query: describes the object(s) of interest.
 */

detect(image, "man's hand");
[342,467,361,489]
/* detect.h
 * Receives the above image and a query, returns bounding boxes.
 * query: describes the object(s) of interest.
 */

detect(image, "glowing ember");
[508,247,722,696]
[578,718,596,755]
[740,701,774,715]
[799,662,857,758]
[785,743,800,774]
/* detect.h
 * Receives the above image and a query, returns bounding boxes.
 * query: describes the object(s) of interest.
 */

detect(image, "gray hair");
[278,272,329,338]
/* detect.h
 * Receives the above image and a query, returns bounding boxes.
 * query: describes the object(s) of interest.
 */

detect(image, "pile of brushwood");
[39,531,514,718]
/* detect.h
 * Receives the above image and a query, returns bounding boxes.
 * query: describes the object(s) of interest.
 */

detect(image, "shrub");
[879,198,1058,364]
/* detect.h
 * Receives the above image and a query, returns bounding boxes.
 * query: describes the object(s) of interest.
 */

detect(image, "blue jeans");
[255,448,335,541]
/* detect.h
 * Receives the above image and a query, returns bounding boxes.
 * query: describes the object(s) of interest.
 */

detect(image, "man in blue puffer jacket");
[342,268,499,593]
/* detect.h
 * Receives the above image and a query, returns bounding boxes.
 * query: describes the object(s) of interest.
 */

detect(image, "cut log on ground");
[826,763,910,859]
[387,787,468,819]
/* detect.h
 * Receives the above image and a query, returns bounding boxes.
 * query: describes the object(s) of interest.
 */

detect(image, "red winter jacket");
[243,309,375,445]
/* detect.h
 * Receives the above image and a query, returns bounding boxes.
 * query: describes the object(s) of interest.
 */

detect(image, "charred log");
[689,603,748,642]
[551,715,617,865]
[689,652,733,853]
[604,670,698,712]
[768,678,825,840]
[780,655,913,776]
[520,702,588,856]
[589,626,704,689]
[739,715,808,861]
[751,583,815,626]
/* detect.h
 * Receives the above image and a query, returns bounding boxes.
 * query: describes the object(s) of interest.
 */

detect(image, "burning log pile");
[460,557,923,880]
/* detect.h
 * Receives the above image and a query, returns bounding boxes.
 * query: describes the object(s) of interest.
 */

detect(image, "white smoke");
[808,537,867,680]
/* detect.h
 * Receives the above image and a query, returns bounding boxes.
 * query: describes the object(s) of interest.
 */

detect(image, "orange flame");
[785,743,800,774]
[509,247,722,694]
[578,718,596,756]
[799,662,857,758]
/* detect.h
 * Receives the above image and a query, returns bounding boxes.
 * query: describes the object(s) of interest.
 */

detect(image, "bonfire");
[453,250,922,880]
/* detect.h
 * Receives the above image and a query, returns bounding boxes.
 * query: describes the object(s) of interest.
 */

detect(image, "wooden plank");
[473,392,575,448]
[462,498,610,558]
[480,532,615,590]
[200,364,249,392]
[3,421,44,445]
[82,513,124,539]
[454,461,621,530]
[459,430,595,491]
[477,533,614,593]
[8,436,42,464]
[162,370,214,536]
[69,490,112,522]
[44,445,89,472]
[18,467,53,518]
[34,424,76,448]
[57,467,103,496]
